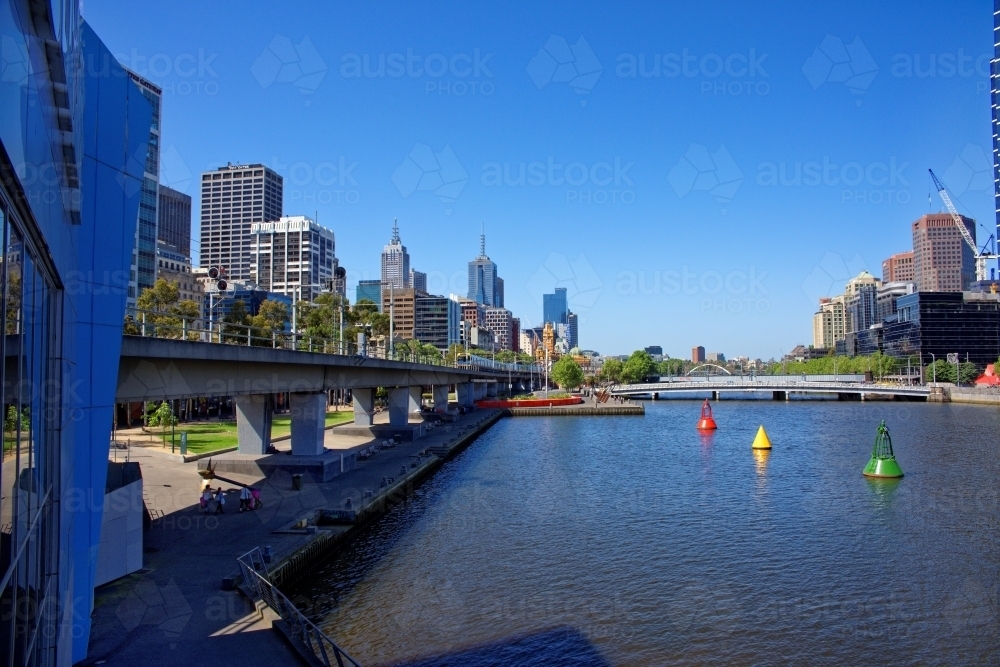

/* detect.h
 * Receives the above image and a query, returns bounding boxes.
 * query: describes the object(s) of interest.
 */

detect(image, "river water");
[287,401,1000,666]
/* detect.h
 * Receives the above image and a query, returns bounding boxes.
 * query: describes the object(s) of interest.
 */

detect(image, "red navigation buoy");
[696,399,717,431]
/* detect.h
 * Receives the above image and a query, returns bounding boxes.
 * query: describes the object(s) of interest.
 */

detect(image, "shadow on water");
[383,626,612,667]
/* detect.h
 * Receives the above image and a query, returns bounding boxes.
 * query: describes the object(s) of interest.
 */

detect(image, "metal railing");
[238,547,361,667]
[123,307,542,374]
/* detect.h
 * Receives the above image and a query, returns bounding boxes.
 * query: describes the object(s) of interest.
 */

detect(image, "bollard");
[291,474,303,490]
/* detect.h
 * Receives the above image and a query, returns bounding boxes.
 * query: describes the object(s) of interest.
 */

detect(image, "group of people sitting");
[199,484,262,513]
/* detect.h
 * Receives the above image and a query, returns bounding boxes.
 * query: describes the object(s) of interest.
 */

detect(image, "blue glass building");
[542,287,568,325]
[0,3,152,662]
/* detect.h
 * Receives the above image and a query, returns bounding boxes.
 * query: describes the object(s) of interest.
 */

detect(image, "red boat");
[696,399,717,430]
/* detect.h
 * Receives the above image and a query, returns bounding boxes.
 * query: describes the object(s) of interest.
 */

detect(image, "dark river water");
[287,401,1000,666]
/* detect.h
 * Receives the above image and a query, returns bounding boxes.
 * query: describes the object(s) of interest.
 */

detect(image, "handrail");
[123,306,542,374]
[238,548,362,667]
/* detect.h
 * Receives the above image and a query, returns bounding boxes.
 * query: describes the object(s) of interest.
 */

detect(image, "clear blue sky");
[83,0,994,360]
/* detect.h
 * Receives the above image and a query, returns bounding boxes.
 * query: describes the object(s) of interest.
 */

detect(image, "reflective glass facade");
[882,293,1000,365]
[0,4,151,663]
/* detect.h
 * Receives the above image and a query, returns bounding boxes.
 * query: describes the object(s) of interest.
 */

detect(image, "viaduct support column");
[456,382,475,407]
[352,388,375,425]
[290,392,327,456]
[235,394,273,455]
[388,387,411,427]
[487,381,498,398]
[407,386,423,417]
[432,385,449,412]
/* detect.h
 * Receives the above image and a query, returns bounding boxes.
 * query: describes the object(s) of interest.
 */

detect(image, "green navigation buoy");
[862,421,903,478]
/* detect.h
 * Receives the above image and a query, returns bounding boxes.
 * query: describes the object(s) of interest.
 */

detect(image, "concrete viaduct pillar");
[290,392,326,456]
[432,385,449,412]
[388,387,421,427]
[235,394,273,455]
[456,382,475,407]
[486,381,498,398]
[353,388,375,425]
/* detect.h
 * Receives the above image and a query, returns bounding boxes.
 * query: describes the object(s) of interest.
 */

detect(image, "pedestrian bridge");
[609,379,931,400]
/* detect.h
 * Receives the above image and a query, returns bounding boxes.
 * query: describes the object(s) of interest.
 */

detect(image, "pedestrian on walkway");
[250,487,262,510]
[200,487,213,513]
[214,487,226,514]
[239,485,251,512]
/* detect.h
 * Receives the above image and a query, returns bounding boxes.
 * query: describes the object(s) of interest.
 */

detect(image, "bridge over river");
[609,376,932,401]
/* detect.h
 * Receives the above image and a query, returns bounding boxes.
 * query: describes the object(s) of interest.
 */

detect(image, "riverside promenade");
[83,397,641,666]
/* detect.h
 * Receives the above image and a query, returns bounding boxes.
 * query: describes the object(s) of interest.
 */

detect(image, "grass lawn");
[154,410,355,454]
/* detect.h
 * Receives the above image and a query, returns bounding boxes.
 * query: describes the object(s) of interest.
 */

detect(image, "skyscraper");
[158,184,192,257]
[410,269,427,293]
[467,228,499,306]
[357,279,382,308]
[125,70,161,307]
[381,219,410,290]
[912,213,976,291]
[543,287,568,325]
[249,215,338,302]
[199,164,283,280]
[881,251,914,283]
[567,311,579,349]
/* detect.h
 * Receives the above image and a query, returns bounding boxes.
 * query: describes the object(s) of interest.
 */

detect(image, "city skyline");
[84,1,998,359]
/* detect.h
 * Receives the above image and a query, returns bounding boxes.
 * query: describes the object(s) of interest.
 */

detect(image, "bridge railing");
[237,548,361,667]
[123,307,541,373]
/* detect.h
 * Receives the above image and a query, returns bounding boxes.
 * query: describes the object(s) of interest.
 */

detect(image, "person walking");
[214,487,226,514]
[239,485,251,512]
[201,486,213,514]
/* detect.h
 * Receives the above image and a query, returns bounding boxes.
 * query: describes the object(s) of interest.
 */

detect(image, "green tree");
[495,350,517,363]
[3,405,28,453]
[143,400,177,443]
[657,358,685,376]
[221,300,250,343]
[134,278,200,340]
[926,359,955,383]
[621,350,656,384]
[551,356,584,390]
[600,358,623,383]
[445,343,467,366]
[248,299,289,347]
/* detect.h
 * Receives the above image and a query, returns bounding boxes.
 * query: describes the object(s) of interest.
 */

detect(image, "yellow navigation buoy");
[751,425,772,450]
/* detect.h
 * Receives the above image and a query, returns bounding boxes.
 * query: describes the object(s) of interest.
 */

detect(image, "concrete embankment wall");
[262,410,506,588]
[949,389,1000,405]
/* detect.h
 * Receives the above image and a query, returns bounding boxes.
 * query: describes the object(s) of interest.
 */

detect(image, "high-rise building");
[567,311,579,349]
[496,276,505,308]
[384,287,417,340]
[199,164,283,280]
[0,12,157,660]
[812,309,834,350]
[157,242,203,305]
[415,295,462,351]
[813,295,849,348]
[485,307,514,350]
[459,299,486,329]
[467,230,499,306]
[382,219,410,290]
[410,269,427,293]
[249,215,337,303]
[645,346,663,356]
[125,70,161,307]
[511,317,521,353]
[543,287,568,325]
[692,346,705,362]
[357,279,382,308]
[912,213,976,292]
[845,271,882,333]
[882,251,914,283]
[158,184,192,257]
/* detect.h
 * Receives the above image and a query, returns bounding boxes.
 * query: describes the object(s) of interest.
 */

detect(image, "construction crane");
[928,168,998,282]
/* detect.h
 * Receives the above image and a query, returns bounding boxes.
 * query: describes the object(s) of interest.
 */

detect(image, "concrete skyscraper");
[467,227,499,306]
[199,164,283,280]
[250,215,338,302]
[157,184,192,257]
[912,213,976,291]
[381,219,410,289]
[125,70,161,307]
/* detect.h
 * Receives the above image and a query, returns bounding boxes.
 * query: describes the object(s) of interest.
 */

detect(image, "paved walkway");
[83,409,500,667]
